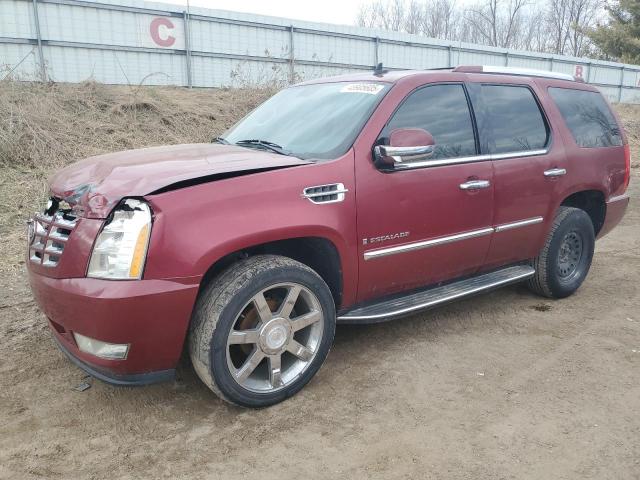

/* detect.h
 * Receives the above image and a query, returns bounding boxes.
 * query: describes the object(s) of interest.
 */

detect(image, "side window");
[548,88,623,147]
[380,84,477,159]
[480,85,549,154]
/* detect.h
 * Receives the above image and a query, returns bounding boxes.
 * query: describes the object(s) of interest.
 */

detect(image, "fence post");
[504,51,509,66]
[448,45,453,68]
[586,61,592,84]
[289,25,295,84]
[549,56,554,72]
[31,0,46,81]
[374,36,379,67]
[618,66,624,103]
[183,10,192,88]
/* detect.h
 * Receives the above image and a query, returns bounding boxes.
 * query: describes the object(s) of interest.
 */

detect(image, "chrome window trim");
[364,216,545,260]
[391,148,548,171]
[494,216,544,232]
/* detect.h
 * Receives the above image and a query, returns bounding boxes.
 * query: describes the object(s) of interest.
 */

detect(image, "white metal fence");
[3,0,640,103]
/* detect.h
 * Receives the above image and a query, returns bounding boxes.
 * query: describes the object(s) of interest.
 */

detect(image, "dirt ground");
[0,87,639,479]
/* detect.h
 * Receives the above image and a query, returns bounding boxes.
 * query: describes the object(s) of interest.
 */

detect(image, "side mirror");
[374,128,435,168]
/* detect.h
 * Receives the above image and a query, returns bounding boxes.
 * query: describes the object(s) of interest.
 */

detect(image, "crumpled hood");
[49,143,310,218]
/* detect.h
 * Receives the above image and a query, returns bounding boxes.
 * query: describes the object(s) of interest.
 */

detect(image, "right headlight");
[87,198,152,280]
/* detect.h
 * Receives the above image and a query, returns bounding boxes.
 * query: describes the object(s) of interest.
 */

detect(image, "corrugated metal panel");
[0,43,39,77]
[0,0,35,38]
[3,0,640,102]
[380,43,448,69]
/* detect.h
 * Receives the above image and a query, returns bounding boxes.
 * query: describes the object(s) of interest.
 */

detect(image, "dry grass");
[0,80,271,276]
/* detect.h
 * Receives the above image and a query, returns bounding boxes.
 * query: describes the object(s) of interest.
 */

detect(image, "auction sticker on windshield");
[340,83,385,95]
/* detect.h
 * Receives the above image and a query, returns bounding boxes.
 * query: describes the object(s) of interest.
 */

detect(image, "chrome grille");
[29,207,78,268]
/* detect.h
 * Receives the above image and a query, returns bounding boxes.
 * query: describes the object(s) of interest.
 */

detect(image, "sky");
[154,0,365,25]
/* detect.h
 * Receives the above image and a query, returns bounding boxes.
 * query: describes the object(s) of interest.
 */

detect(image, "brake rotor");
[236,297,280,355]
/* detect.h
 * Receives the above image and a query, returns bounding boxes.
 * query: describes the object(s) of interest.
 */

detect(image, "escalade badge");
[363,231,409,245]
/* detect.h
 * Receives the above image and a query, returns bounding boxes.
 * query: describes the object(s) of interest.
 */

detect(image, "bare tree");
[545,0,601,56]
[421,0,460,40]
[354,0,603,58]
[356,0,461,39]
[567,0,601,56]
[464,0,530,48]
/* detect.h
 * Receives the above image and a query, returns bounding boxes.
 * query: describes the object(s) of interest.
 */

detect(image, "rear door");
[472,81,568,268]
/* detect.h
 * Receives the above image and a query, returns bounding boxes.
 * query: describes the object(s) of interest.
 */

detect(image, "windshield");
[224,82,390,160]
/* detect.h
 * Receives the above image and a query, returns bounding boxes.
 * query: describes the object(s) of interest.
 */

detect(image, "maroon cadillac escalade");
[27,65,630,407]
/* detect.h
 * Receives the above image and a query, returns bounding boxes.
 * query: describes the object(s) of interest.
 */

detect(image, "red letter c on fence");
[150,17,176,48]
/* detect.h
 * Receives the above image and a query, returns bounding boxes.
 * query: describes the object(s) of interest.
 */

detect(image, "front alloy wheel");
[189,255,335,407]
[226,283,324,393]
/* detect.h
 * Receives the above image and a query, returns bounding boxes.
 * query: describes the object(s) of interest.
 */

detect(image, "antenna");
[373,63,388,77]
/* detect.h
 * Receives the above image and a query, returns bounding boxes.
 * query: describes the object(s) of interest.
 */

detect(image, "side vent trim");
[302,183,348,204]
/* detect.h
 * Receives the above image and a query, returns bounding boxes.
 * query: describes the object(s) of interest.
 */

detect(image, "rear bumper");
[598,193,630,239]
[28,269,200,382]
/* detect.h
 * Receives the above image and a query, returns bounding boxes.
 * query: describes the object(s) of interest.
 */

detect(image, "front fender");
[142,152,359,306]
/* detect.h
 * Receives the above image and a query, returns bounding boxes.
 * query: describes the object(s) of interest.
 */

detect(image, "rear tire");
[189,255,335,408]
[527,206,595,299]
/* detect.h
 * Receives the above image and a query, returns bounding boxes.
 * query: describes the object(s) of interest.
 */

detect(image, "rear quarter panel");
[533,79,627,246]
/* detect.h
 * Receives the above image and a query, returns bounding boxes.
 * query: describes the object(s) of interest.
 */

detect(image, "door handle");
[459,180,491,190]
[544,168,567,177]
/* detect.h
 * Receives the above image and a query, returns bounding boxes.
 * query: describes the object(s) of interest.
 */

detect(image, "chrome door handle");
[544,168,567,177]
[459,180,491,190]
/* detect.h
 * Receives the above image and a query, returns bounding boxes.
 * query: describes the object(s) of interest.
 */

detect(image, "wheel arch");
[197,236,345,310]
[559,189,606,235]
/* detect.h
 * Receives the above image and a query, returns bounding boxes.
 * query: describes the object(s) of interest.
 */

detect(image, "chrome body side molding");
[363,227,494,260]
[494,216,544,232]
[608,193,630,203]
[364,217,544,260]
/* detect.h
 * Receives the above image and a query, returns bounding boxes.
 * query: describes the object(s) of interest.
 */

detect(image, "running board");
[337,265,535,324]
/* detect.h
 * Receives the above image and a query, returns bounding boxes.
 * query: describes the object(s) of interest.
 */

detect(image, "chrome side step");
[337,265,535,324]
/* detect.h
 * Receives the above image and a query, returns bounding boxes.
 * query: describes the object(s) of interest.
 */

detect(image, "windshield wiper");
[235,139,291,156]
[213,136,230,144]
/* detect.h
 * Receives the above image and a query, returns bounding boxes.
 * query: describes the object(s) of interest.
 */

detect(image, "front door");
[354,83,494,303]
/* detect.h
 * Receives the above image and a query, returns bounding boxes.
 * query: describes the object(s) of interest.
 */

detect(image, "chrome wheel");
[225,283,324,393]
[557,230,583,280]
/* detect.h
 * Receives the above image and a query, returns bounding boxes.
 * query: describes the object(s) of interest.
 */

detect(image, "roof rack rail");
[453,65,578,82]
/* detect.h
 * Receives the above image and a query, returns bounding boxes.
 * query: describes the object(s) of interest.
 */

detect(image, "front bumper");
[53,334,175,385]
[28,269,200,384]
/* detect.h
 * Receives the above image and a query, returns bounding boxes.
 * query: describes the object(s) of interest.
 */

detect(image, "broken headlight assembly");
[87,199,152,280]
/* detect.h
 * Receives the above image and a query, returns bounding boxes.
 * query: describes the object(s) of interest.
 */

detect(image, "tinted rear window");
[480,85,549,154]
[548,88,622,147]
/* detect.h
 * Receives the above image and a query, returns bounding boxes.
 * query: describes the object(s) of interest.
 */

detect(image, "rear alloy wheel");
[189,255,335,407]
[528,206,595,299]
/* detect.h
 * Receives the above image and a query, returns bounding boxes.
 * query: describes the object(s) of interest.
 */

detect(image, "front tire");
[189,255,336,408]
[527,206,595,299]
